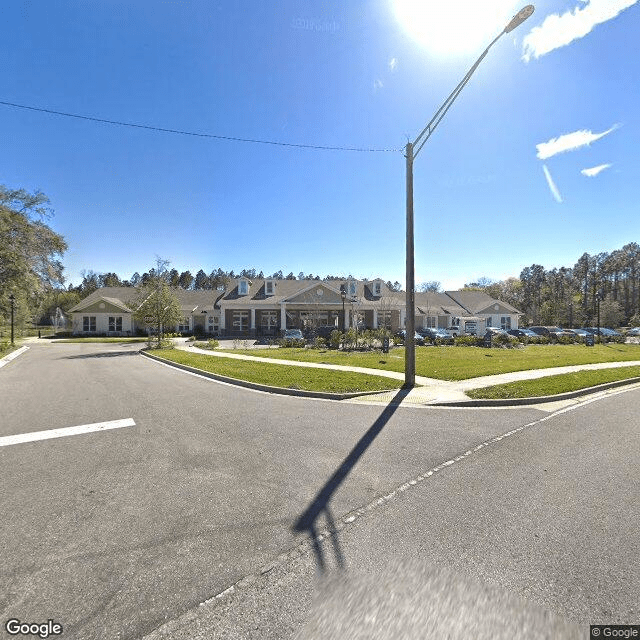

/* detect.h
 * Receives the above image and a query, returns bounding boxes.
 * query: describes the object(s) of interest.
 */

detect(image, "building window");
[425,316,437,328]
[238,280,248,295]
[178,317,190,332]
[108,316,123,332]
[501,316,512,330]
[207,315,219,334]
[378,311,392,329]
[348,281,356,296]
[260,311,277,330]
[373,282,381,296]
[232,311,249,331]
[83,316,96,332]
[265,280,274,296]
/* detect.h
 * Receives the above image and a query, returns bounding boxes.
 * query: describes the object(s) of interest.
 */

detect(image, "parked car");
[567,328,590,337]
[282,329,305,341]
[627,327,640,336]
[419,327,454,344]
[507,328,540,339]
[396,330,425,345]
[528,326,574,340]
[485,326,510,336]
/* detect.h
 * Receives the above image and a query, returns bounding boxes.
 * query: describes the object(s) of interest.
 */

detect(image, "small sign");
[382,337,390,353]
[585,333,595,346]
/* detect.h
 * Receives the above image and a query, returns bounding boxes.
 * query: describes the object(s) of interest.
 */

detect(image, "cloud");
[373,79,384,91]
[542,165,563,203]
[581,163,612,177]
[536,125,619,160]
[522,0,639,62]
[389,57,398,71]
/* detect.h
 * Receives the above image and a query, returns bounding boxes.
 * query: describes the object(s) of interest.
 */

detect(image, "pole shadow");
[293,387,411,573]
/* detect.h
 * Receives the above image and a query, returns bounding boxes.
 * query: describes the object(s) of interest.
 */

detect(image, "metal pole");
[10,295,15,345]
[405,141,416,387]
[597,296,601,344]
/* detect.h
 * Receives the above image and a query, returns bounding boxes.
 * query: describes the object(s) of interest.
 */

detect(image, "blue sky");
[2,0,638,290]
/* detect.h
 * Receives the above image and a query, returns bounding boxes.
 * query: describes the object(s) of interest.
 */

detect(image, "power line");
[0,99,401,153]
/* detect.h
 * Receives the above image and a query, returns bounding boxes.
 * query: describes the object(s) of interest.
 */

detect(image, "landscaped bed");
[467,366,640,399]
[218,344,640,381]
[149,348,402,394]
[55,337,150,343]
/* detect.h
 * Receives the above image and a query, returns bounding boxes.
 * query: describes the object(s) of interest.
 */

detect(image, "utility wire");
[0,99,402,153]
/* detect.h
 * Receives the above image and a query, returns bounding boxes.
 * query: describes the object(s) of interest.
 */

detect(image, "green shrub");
[278,338,305,348]
[491,333,519,348]
[343,327,357,350]
[208,338,219,349]
[454,335,481,347]
[313,336,327,349]
[329,329,343,349]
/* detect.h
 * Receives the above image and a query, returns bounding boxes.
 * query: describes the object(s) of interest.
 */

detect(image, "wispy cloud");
[542,165,563,203]
[536,125,619,160]
[522,0,639,62]
[581,163,612,177]
[389,57,398,71]
[373,79,384,91]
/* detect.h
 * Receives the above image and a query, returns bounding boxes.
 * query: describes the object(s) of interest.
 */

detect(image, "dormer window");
[348,281,356,296]
[238,279,249,295]
[265,280,275,296]
[373,282,381,296]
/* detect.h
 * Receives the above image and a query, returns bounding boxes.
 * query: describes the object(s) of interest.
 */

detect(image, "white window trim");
[238,280,249,295]
[265,280,274,296]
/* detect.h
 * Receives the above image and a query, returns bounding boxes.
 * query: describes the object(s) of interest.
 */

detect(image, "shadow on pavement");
[62,350,141,359]
[293,387,411,573]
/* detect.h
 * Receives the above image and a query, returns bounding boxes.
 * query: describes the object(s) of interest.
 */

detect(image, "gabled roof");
[68,287,221,313]
[414,291,468,316]
[445,290,521,315]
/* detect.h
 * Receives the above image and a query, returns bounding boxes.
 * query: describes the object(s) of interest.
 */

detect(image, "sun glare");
[393,0,523,57]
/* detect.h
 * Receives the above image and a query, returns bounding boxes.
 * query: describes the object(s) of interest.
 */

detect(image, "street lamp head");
[503,4,535,33]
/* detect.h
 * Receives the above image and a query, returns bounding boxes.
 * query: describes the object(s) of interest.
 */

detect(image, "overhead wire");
[0,99,402,153]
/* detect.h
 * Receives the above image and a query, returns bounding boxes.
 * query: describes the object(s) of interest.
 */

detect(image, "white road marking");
[0,418,136,448]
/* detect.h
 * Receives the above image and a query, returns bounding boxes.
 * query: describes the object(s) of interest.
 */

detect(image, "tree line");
[1,184,638,330]
[465,244,640,328]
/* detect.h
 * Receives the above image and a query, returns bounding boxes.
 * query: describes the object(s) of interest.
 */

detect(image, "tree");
[0,185,68,330]
[133,258,182,347]
[417,281,442,293]
[178,270,194,290]
[194,269,210,290]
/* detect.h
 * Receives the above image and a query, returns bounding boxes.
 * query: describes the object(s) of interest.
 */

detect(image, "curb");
[140,350,399,401]
[0,345,29,369]
[430,376,640,407]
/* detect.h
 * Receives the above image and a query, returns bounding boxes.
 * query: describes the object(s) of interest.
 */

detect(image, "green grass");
[55,337,150,343]
[218,344,640,381]
[0,341,18,358]
[150,349,402,394]
[467,366,640,399]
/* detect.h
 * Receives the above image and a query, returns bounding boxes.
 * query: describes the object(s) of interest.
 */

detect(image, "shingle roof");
[445,290,521,314]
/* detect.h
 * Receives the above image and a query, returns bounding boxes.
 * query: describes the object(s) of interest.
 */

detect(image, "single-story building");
[68,280,520,337]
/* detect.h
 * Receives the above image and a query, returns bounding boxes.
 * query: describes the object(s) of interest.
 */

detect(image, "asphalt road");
[1,342,638,639]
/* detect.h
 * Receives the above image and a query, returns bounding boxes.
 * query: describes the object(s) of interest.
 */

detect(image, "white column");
[400,309,406,328]
[280,303,286,330]
[250,308,256,330]
[372,309,378,329]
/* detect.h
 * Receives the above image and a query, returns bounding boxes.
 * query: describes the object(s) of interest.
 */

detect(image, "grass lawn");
[0,342,19,358]
[218,344,640,381]
[467,366,640,399]
[150,349,402,394]
[55,337,149,343]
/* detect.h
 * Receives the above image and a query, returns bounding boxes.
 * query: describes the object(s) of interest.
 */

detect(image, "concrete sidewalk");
[177,342,640,406]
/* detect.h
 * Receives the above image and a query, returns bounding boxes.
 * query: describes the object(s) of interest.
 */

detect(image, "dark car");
[528,326,574,340]
[396,330,425,345]
[507,328,540,339]
[419,327,454,344]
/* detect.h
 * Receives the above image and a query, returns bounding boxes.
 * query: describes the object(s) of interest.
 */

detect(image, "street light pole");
[404,5,535,388]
